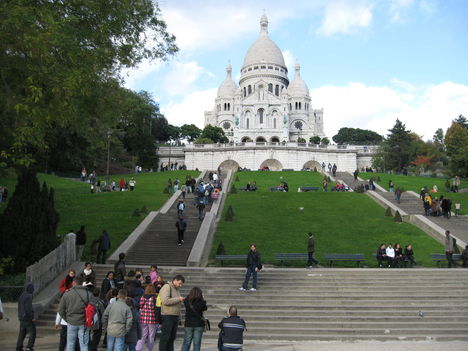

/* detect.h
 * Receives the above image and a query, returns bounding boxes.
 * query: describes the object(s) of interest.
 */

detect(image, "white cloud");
[162,88,218,128]
[282,49,295,74]
[122,59,163,90]
[162,61,213,97]
[311,81,468,140]
[317,1,373,36]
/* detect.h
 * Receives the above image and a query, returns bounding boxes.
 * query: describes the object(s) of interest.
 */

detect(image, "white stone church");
[204,14,325,143]
[157,14,375,172]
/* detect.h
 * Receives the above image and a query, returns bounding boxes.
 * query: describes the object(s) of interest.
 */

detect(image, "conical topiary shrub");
[225,205,234,221]
[141,205,148,214]
[132,208,141,217]
[385,207,393,216]
[230,184,237,194]
[235,175,240,182]
[216,241,226,255]
[394,210,403,222]
[163,187,169,194]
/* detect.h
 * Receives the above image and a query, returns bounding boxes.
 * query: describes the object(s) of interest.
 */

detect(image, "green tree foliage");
[0,0,178,169]
[445,121,468,176]
[321,137,330,145]
[180,124,202,143]
[309,136,321,144]
[454,115,468,132]
[297,137,306,143]
[385,207,393,216]
[225,205,234,221]
[198,125,229,144]
[332,127,383,145]
[394,210,403,222]
[0,169,59,272]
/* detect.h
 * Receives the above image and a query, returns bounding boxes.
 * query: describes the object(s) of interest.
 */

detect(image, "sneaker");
[239,287,246,291]
[250,288,257,291]
[181,240,184,243]
[178,243,182,246]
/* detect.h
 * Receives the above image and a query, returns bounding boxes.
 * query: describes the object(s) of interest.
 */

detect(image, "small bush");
[163,187,169,194]
[394,210,403,222]
[235,175,240,182]
[230,184,237,194]
[225,205,234,221]
[385,207,393,216]
[141,205,148,214]
[216,242,226,255]
[132,208,141,217]
[313,167,317,172]
[377,176,381,182]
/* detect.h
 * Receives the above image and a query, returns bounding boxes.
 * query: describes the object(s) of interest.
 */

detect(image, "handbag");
[189,301,210,331]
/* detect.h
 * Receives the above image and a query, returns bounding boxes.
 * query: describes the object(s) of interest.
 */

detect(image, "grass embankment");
[211,171,444,267]
[0,170,199,261]
[359,173,468,215]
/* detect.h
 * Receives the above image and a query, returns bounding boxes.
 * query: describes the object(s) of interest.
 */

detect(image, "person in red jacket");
[58,270,75,294]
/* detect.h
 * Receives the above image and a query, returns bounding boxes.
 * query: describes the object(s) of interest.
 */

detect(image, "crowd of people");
[376,243,417,268]
[421,190,456,218]
[18,254,246,351]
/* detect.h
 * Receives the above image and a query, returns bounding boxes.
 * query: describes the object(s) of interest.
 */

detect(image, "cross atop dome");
[260,12,268,35]
[226,62,232,76]
[295,60,301,76]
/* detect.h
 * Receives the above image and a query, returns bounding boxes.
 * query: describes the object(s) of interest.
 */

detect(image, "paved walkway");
[2,333,467,351]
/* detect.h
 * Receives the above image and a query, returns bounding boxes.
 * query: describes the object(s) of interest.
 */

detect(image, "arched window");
[258,108,264,124]
[295,102,298,110]
[248,85,252,95]
[268,83,273,93]
[275,85,279,96]
[299,102,302,110]
[227,103,230,111]
[243,87,246,97]
[273,118,277,129]
[246,118,249,129]
[289,103,292,110]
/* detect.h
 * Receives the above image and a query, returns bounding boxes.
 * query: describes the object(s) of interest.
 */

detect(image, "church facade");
[204,14,325,143]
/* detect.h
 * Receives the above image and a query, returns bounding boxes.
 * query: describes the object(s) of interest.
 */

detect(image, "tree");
[180,124,202,143]
[382,119,414,171]
[433,128,444,145]
[445,121,468,176]
[199,125,228,143]
[167,125,182,144]
[0,169,59,272]
[310,136,321,144]
[321,137,330,145]
[0,0,178,169]
[411,155,432,172]
[454,115,468,132]
[332,127,383,145]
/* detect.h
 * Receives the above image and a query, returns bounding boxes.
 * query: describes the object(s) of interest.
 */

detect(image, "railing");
[25,233,76,297]
[181,142,378,151]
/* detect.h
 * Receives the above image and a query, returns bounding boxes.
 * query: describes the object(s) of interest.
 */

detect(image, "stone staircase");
[36,265,468,342]
[335,171,369,191]
[378,191,424,215]
[122,172,221,266]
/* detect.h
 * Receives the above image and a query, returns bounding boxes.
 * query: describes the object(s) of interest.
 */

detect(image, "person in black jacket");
[218,306,246,351]
[240,244,261,291]
[176,217,187,246]
[97,230,111,264]
[16,283,36,351]
[75,225,86,260]
[114,253,126,289]
[376,243,387,268]
[100,271,116,300]
[181,287,208,351]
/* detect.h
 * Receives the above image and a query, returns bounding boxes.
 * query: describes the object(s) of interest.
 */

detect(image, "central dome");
[242,14,286,68]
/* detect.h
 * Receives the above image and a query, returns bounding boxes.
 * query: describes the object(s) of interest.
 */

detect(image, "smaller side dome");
[287,61,309,97]
[217,63,238,97]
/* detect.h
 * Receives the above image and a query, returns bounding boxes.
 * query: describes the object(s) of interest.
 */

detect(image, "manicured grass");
[211,171,444,267]
[0,170,199,262]
[359,173,468,215]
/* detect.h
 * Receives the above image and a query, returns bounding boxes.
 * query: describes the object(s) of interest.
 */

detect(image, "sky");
[123,0,468,141]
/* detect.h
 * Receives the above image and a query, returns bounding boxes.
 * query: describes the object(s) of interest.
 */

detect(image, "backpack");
[204,189,209,196]
[178,203,185,211]
[74,289,96,327]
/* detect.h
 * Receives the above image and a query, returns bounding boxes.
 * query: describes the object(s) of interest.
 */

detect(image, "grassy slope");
[359,173,468,215]
[0,170,199,261]
[211,171,444,267]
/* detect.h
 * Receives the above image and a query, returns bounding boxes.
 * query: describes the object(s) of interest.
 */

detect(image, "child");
[149,265,158,284]
[455,201,461,216]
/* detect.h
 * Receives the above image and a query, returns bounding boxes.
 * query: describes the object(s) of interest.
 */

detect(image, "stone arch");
[256,136,267,143]
[270,136,280,143]
[241,136,252,142]
[302,160,321,171]
[218,159,241,171]
[259,159,283,171]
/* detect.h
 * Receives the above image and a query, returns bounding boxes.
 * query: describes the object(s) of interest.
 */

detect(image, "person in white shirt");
[386,244,396,268]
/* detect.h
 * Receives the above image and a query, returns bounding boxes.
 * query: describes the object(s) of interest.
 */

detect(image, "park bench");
[215,255,247,266]
[238,186,248,191]
[431,253,462,267]
[325,253,365,267]
[374,254,412,268]
[275,253,309,266]
[270,186,283,192]
[299,186,320,192]
[282,168,294,171]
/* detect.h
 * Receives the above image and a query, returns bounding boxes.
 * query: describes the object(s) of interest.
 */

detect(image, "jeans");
[242,265,257,289]
[126,342,137,351]
[89,328,102,351]
[177,230,185,244]
[446,252,455,268]
[16,320,36,351]
[136,323,157,351]
[107,335,126,351]
[159,315,179,351]
[67,324,90,351]
[181,326,204,351]
[307,252,319,266]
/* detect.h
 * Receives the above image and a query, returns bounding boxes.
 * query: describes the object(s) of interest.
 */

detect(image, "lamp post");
[106,130,111,182]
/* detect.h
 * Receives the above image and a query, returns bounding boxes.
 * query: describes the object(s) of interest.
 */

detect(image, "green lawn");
[211,171,444,267]
[359,172,468,215]
[0,170,199,261]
